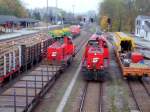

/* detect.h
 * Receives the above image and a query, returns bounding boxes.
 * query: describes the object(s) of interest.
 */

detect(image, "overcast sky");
[23,0,103,14]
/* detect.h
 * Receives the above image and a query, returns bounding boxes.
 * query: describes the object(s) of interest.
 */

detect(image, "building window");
[146,31,148,38]
[139,20,141,25]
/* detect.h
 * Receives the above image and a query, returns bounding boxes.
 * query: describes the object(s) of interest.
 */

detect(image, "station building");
[0,15,39,33]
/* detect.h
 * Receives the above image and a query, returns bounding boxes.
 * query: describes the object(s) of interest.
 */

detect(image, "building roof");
[0,15,40,25]
[0,15,19,24]
[137,15,150,20]
[19,18,40,23]
[145,21,150,27]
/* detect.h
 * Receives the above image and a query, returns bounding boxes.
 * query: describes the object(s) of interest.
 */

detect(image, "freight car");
[82,33,109,80]
[47,35,76,67]
[70,25,80,38]
[0,33,53,84]
[0,45,21,83]
[113,32,150,78]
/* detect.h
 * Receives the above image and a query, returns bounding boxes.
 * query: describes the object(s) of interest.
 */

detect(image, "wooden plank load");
[113,32,150,78]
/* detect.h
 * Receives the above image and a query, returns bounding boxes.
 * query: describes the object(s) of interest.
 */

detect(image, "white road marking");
[56,62,82,112]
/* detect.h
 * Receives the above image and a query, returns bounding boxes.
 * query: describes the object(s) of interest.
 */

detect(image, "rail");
[79,82,104,112]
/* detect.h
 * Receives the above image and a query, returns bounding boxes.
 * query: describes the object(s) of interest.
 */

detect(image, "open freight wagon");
[0,33,53,84]
[0,45,21,83]
[113,32,150,78]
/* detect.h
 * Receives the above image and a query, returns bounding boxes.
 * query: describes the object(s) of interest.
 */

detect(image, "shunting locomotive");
[47,35,76,67]
[82,33,109,80]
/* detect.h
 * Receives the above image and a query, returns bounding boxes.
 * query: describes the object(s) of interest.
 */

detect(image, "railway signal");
[107,18,111,31]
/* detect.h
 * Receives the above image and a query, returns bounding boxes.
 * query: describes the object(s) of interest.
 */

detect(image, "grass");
[90,27,96,33]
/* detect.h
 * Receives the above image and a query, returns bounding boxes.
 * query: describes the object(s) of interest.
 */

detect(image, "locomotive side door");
[66,37,75,55]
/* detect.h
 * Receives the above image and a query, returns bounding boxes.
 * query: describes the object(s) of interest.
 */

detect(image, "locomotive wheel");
[67,57,73,66]
[96,71,105,82]
[137,76,142,80]
[123,76,128,80]
[67,60,71,66]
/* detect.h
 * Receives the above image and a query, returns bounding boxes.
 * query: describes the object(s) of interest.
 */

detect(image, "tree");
[99,0,150,32]
[100,16,108,31]
[33,11,41,20]
[0,0,28,17]
[100,0,126,31]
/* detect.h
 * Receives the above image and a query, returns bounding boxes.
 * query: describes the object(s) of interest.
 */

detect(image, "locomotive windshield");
[90,47,103,53]
[88,40,99,47]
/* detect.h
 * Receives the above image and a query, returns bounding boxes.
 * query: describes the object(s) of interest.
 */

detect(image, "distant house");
[135,15,150,40]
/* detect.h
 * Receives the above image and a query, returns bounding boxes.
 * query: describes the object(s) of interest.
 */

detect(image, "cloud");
[23,0,102,13]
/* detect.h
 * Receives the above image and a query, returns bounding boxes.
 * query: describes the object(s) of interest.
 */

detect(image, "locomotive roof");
[89,34,99,40]
[53,35,72,39]
[70,25,80,28]
[89,34,106,41]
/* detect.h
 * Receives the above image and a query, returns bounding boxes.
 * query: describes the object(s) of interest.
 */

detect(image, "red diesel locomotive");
[47,36,76,66]
[82,34,110,80]
[70,25,80,38]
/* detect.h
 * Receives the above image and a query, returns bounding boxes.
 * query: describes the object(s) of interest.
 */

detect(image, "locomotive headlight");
[92,58,99,63]
[52,52,57,57]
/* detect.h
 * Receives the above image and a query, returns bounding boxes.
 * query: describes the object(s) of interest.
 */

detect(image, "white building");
[135,15,150,40]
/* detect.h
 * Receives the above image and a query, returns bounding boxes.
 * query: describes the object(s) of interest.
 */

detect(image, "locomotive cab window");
[55,37,64,44]
[120,40,132,52]
[68,38,73,44]
[103,42,108,48]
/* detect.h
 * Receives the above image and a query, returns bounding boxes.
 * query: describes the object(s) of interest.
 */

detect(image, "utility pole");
[72,4,75,23]
[72,4,75,17]
[55,0,58,24]
[47,0,49,29]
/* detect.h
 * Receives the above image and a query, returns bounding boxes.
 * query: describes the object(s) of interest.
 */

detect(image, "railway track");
[79,82,104,112]
[136,44,150,51]
[127,80,150,112]
[99,82,103,112]
[0,64,62,112]
[0,30,88,112]
[140,80,150,97]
